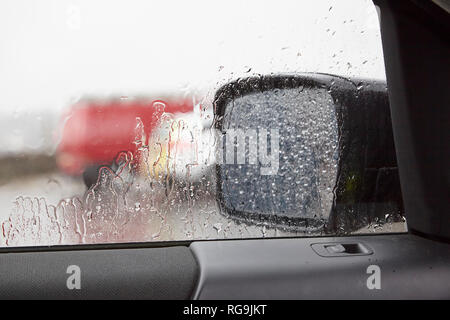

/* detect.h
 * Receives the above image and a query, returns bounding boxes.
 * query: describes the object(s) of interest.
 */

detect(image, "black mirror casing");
[213,73,403,233]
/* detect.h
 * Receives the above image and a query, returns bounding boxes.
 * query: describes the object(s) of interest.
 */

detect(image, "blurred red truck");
[56,98,194,177]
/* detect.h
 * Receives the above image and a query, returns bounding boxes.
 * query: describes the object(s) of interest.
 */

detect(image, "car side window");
[0,0,406,247]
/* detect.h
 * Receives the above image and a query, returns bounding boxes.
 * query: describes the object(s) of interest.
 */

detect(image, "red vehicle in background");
[57,97,194,186]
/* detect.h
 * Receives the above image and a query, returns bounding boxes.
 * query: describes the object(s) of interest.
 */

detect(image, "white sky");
[0,0,385,114]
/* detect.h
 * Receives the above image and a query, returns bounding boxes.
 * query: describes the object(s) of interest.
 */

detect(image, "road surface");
[0,171,406,247]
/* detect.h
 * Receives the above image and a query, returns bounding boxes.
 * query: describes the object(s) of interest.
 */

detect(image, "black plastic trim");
[374,0,450,240]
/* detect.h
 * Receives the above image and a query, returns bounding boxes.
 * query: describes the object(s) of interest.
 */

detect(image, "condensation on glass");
[0,0,405,247]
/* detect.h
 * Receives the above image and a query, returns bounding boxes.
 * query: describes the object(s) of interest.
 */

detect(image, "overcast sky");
[0,0,385,114]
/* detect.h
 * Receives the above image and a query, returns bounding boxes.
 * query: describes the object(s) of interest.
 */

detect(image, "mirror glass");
[217,87,339,229]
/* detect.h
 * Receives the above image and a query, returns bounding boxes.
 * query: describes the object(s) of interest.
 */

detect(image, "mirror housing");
[214,73,403,233]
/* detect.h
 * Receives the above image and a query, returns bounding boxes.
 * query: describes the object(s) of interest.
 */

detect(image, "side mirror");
[213,73,403,233]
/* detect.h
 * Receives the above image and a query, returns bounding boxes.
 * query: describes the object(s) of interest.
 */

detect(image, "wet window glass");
[0,0,406,247]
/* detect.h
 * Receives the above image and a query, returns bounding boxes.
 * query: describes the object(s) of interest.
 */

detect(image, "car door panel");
[0,246,198,299]
[191,234,450,299]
